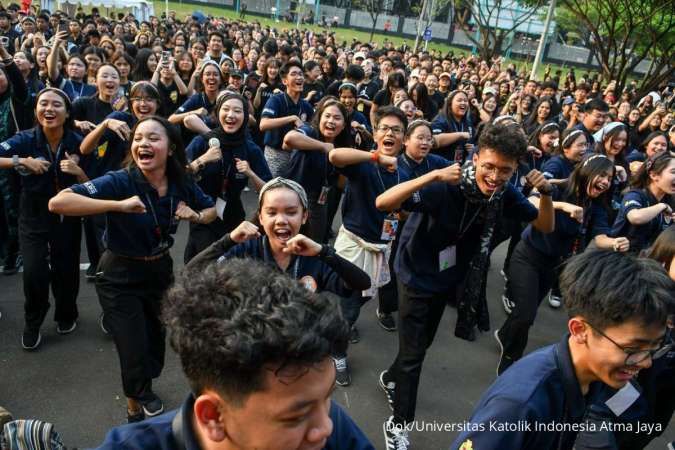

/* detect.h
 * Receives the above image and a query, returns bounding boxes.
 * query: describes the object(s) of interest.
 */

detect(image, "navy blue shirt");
[261,92,314,149]
[95,396,374,450]
[395,182,538,294]
[82,111,136,179]
[54,74,97,102]
[430,113,474,163]
[610,189,671,252]
[0,127,83,197]
[175,93,216,116]
[282,125,333,196]
[574,123,596,149]
[450,336,599,450]
[338,160,409,244]
[522,188,610,258]
[542,155,576,180]
[215,235,370,297]
[70,168,213,257]
[397,152,450,179]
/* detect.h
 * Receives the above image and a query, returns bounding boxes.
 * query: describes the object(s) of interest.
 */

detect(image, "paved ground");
[0,189,672,449]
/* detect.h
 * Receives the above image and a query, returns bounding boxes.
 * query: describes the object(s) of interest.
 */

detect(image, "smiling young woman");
[48,115,216,423]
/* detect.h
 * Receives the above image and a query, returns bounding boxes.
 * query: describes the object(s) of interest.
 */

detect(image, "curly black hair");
[477,122,527,162]
[163,259,349,404]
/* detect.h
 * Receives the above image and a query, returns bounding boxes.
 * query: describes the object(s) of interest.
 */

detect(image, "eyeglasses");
[479,163,514,179]
[585,321,672,366]
[130,97,157,103]
[376,124,404,135]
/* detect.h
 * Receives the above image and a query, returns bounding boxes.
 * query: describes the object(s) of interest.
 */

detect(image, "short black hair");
[477,122,527,161]
[303,60,319,73]
[561,250,674,330]
[280,60,302,78]
[584,98,609,114]
[374,105,407,129]
[344,64,364,82]
[164,259,349,404]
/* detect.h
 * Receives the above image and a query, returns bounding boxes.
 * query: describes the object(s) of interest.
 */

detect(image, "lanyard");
[68,79,85,99]
[375,165,400,195]
[44,141,63,193]
[401,154,430,177]
[145,192,173,246]
[262,236,300,278]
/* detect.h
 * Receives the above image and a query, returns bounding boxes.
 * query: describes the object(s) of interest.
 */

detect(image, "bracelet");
[195,211,202,223]
[370,150,379,163]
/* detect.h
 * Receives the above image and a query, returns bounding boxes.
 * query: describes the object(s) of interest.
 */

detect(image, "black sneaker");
[349,326,360,344]
[85,263,98,281]
[142,394,164,417]
[333,356,351,386]
[99,312,110,335]
[2,254,21,276]
[376,308,396,332]
[127,409,145,423]
[495,329,513,376]
[379,370,395,411]
[22,328,42,350]
[56,320,77,335]
[383,416,409,450]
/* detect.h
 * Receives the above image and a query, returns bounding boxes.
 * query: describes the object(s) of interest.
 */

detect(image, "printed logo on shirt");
[432,128,442,134]
[299,275,317,292]
[0,142,9,150]
[262,107,275,115]
[300,113,307,121]
[412,190,421,203]
[459,439,474,450]
[83,181,97,194]
[170,91,178,103]
[624,200,642,208]
[97,141,108,159]
[542,171,554,179]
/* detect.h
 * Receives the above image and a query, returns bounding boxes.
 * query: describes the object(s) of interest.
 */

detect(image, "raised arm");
[627,203,671,225]
[328,147,395,170]
[48,189,145,216]
[259,114,302,132]
[433,131,470,148]
[376,164,461,211]
[282,130,332,152]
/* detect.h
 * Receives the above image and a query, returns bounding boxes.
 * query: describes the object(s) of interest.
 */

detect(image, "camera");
[0,36,8,47]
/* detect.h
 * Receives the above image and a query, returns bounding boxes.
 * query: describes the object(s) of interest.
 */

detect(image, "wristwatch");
[12,155,31,176]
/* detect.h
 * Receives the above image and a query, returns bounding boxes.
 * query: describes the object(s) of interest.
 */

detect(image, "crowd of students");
[0,4,673,450]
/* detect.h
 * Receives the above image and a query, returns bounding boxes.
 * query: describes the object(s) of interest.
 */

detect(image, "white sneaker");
[383,416,410,450]
[548,294,562,308]
[502,294,515,314]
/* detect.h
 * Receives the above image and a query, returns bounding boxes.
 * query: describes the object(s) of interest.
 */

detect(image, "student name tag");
[216,197,227,220]
[317,185,330,205]
[380,215,398,241]
[605,382,640,417]
[439,245,456,271]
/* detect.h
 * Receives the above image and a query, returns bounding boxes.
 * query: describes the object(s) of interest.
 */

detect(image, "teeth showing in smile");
[275,229,291,241]
[138,150,154,161]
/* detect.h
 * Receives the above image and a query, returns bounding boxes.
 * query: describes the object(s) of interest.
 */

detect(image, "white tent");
[40,0,155,21]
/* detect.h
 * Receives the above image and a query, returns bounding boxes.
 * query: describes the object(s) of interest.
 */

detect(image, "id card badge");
[317,186,330,205]
[380,214,399,241]
[453,147,464,164]
[439,245,456,271]
[216,197,227,220]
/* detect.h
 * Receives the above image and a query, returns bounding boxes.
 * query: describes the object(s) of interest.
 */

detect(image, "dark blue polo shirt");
[54,74,97,102]
[260,92,314,149]
[542,155,576,180]
[626,149,646,163]
[397,152,450,179]
[70,167,213,257]
[282,125,333,196]
[82,111,136,179]
[338,160,409,244]
[186,135,271,201]
[175,93,216,115]
[527,152,551,172]
[573,123,596,149]
[522,189,610,258]
[95,396,374,450]
[0,127,83,197]
[216,235,369,297]
[430,113,474,163]
[395,182,537,294]
[610,189,671,252]
[450,336,599,450]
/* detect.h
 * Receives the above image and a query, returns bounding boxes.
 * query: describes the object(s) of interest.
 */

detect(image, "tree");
[455,0,547,61]
[353,0,386,41]
[555,0,674,96]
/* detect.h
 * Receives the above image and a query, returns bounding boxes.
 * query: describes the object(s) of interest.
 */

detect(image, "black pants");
[499,241,560,361]
[19,194,81,330]
[96,251,173,402]
[307,192,328,244]
[83,215,105,271]
[0,170,20,264]
[389,281,454,423]
[324,183,342,238]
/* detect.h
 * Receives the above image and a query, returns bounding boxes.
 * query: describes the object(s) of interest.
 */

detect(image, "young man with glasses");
[327,106,410,385]
[450,250,674,450]
[375,122,554,450]
[574,98,609,148]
